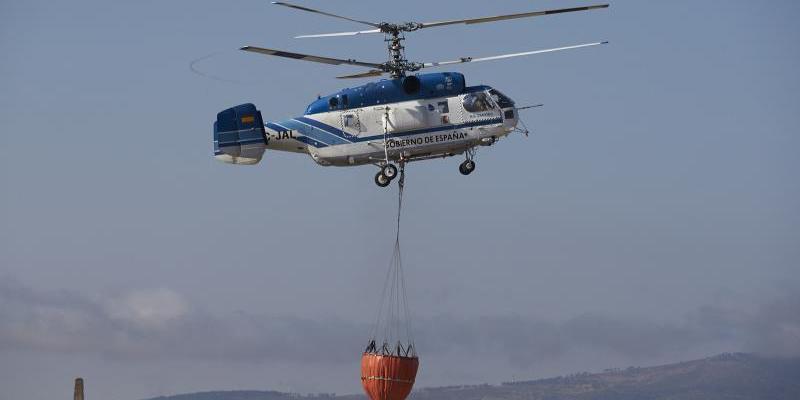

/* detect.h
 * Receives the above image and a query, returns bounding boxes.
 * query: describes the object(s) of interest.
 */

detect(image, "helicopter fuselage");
[213,72,519,168]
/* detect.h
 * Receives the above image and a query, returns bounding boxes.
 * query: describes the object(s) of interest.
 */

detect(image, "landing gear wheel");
[459,160,476,175]
[375,171,391,187]
[382,164,398,179]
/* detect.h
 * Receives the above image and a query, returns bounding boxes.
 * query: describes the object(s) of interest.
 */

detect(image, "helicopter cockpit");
[489,89,515,109]
[462,88,515,113]
[462,92,496,113]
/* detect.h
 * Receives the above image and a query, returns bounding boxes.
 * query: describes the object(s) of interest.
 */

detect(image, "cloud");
[0,277,366,363]
[1,277,798,368]
[106,288,189,328]
[416,312,725,368]
[741,293,800,357]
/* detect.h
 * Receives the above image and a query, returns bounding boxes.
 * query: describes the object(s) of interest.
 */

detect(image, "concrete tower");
[74,377,84,400]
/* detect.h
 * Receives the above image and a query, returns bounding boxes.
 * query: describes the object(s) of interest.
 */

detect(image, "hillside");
[145,353,800,400]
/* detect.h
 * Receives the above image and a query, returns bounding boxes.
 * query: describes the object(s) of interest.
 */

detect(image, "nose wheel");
[459,147,477,175]
[459,160,476,175]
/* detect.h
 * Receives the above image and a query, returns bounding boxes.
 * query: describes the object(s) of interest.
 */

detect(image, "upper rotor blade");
[422,41,608,68]
[295,29,382,39]
[336,69,385,79]
[419,4,609,29]
[271,1,380,28]
[240,46,384,69]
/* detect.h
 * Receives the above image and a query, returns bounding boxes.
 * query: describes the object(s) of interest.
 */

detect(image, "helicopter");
[212,1,608,186]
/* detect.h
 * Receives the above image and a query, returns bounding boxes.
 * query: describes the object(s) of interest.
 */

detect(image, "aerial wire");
[189,51,250,85]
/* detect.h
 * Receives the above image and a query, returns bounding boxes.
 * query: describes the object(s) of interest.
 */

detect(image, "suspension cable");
[367,164,414,357]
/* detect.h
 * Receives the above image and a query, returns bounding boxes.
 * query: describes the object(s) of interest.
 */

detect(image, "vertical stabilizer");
[213,103,267,165]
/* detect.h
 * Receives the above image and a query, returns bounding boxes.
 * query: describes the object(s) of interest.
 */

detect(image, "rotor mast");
[380,25,423,78]
[386,30,406,78]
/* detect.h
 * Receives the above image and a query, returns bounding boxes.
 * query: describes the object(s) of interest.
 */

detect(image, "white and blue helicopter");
[213,1,608,186]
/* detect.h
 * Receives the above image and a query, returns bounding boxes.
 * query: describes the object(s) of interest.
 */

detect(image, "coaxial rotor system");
[241,1,609,78]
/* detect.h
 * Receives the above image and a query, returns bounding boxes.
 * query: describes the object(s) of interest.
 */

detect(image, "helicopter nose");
[502,105,519,131]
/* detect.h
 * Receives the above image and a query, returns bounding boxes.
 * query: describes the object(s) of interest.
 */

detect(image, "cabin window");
[462,92,495,113]
[342,113,361,132]
[437,101,449,114]
[489,89,515,108]
[328,96,339,110]
[342,94,349,107]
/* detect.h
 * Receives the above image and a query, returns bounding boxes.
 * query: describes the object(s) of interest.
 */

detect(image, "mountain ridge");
[144,353,800,400]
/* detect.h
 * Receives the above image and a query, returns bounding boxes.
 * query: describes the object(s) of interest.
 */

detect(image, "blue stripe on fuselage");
[266,120,334,148]
[265,122,288,133]
[281,119,350,146]
[301,117,503,143]
[294,135,328,148]
[295,117,355,143]
[357,117,503,142]
[264,117,503,149]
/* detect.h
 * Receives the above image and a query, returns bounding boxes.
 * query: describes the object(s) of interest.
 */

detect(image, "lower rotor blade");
[240,46,383,69]
[336,69,385,79]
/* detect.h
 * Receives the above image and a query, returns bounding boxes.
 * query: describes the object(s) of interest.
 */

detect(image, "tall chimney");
[74,377,84,400]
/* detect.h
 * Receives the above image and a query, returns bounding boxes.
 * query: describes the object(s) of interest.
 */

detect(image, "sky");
[1,0,799,399]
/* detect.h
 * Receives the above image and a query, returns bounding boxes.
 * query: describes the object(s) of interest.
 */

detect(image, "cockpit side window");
[462,92,496,113]
[489,89,515,109]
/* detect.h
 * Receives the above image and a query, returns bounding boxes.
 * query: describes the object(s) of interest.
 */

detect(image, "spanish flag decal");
[241,115,255,124]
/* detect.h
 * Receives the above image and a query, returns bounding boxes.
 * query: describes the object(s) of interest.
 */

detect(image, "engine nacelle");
[213,103,267,165]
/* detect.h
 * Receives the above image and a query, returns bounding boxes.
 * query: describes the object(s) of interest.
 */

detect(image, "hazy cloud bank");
[1,277,798,366]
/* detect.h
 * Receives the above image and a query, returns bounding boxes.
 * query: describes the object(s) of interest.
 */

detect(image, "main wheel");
[459,160,476,175]
[375,171,391,187]
[381,163,398,179]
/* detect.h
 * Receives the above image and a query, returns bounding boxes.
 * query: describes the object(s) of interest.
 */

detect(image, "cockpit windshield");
[462,92,496,113]
[489,89,515,108]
